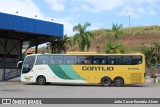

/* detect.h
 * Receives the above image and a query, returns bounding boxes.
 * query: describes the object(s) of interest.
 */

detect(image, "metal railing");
[3,67,21,80]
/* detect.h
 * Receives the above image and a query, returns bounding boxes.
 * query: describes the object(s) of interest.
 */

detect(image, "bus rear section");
[71,54,145,86]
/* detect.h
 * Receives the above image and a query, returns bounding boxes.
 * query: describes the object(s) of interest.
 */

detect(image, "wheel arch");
[101,76,112,83]
[36,75,46,83]
[113,76,124,84]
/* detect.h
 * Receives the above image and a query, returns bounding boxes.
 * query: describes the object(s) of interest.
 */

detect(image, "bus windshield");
[22,55,36,74]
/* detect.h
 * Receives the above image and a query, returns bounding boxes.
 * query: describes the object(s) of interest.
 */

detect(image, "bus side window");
[132,56,142,65]
[78,56,91,64]
[115,58,121,64]
[107,57,115,64]
[102,60,106,64]
[93,56,106,64]
[85,59,91,64]
[138,61,142,64]
[67,60,70,64]
[63,56,77,64]
[36,56,49,65]
[122,56,131,65]
[50,60,54,64]
[107,56,121,65]
[93,60,97,64]
[49,56,63,64]
[59,60,62,64]
[111,61,114,64]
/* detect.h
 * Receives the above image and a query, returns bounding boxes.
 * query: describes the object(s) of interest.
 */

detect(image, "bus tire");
[114,77,124,87]
[36,76,46,85]
[101,76,111,86]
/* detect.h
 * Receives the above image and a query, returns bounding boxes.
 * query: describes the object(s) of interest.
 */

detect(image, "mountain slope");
[69,25,160,53]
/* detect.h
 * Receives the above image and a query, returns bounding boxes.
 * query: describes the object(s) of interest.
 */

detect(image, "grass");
[80,25,160,53]
[40,25,160,53]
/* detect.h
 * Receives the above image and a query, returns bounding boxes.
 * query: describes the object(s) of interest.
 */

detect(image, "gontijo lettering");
[82,66,114,71]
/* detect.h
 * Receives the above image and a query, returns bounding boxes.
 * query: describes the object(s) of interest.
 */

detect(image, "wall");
[0,38,21,80]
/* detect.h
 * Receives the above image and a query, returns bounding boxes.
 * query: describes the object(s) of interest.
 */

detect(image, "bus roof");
[26,52,144,57]
[64,52,144,56]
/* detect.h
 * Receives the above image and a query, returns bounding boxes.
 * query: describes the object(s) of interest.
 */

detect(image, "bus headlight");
[25,76,33,81]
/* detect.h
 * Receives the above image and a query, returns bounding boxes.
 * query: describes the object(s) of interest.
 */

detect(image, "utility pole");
[128,15,131,28]
[128,15,131,34]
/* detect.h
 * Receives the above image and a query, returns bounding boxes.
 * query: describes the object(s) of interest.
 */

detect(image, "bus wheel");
[101,77,111,86]
[37,76,46,85]
[114,77,124,87]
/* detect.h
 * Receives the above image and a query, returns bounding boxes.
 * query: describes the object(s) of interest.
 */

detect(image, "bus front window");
[22,56,36,74]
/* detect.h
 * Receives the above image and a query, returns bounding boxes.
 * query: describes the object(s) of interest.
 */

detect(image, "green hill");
[69,25,160,53]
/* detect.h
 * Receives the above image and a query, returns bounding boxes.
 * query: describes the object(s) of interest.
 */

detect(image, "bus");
[18,52,146,86]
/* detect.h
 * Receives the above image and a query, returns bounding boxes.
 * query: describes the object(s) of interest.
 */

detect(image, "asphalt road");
[0,82,160,107]
[0,82,160,98]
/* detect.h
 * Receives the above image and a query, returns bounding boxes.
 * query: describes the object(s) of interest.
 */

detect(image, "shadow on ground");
[23,83,146,87]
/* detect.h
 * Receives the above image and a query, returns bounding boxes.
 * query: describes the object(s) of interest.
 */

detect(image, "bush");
[150,72,157,78]
[103,40,125,54]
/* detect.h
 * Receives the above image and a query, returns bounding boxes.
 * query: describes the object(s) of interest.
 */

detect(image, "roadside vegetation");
[38,24,160,54]
[72,22,94,51]
[37,24,160,55]
[141,42,160,77]
[40,35,72,54]
[36,24,160,76]
[103,40,125,54]
[111,23,123,39]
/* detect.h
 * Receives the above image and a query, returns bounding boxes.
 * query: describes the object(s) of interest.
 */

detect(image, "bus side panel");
[46,65,87,83]
[72,65,126,84]
[72,65,97,83]
[72,65,145,84]
[95,65,126,84]
[71,65,125,84]
[123,65,145,84]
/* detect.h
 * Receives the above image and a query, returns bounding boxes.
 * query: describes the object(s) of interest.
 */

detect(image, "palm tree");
[49,35,72,53]
[73,22,94,51]
[141,42,160,67]
[153,42,160,49]
[49,39,63,53]
[141,46,158,77]
[153,42,160,63]
[112,23,123,39]
[63,34,72,51]
[103,40,125,54]
[141,46,158,67]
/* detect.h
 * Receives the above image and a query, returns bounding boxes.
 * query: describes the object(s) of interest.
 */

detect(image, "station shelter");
[0,12,63,80]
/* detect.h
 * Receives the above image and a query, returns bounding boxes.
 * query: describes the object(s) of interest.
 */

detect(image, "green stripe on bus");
[49,65,72,79]
[60,65,84,80]
[48,65,84,80]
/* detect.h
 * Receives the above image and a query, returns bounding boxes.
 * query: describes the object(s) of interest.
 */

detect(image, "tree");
[63,34,72,51]
[141,46,158,77]
[73,22,94,51]
[112,23,123,39]
[103,40,125,54]
[49,39,63,53]
[141,46,158,67]
[153,42,160,63]
[49,35,72,53]
[141,42,160,67]
[153,42,160,50]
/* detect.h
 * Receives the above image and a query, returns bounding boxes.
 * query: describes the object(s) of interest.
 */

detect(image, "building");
[0,12,63,80]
